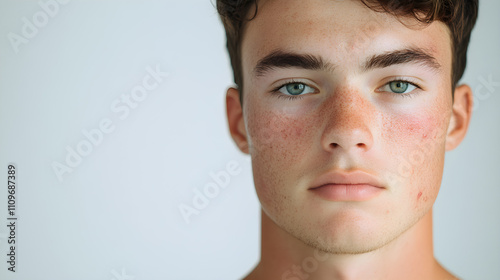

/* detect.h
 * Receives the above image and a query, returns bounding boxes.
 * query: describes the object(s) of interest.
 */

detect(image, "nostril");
[330,143,340,148]
[356,143,366,148]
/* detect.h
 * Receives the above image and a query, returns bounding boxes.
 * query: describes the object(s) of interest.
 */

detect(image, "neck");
[244,208,457,280]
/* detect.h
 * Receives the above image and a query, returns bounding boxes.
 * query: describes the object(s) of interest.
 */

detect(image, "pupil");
[391,81,408,93]
[287,83,305,95]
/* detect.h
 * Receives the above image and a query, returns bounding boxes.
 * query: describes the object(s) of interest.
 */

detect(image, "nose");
[321,87,375,152]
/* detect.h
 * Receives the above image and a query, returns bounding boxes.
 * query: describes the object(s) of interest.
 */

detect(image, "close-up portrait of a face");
[0,1,499,280]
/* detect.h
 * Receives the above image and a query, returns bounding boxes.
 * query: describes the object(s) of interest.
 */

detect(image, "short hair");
[216,0,479,101]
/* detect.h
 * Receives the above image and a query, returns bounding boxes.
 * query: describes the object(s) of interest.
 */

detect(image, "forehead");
[240,0,452,84]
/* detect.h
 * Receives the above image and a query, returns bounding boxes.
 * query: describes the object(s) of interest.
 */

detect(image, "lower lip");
[310,184,383,201]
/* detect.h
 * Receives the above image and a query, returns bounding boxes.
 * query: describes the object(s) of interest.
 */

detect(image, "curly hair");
[216,0,479,100]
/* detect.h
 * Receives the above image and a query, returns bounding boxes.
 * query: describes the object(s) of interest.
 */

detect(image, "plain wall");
[0,0,498,279]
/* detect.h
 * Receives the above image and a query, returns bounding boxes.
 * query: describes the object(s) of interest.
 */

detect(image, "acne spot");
[417,191,422,200]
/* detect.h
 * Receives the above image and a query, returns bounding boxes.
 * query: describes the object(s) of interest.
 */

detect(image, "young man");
[217,0,478,279]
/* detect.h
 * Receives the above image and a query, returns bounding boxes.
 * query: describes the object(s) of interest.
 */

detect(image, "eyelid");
[270,78,319,93]
[377,77,423,95]
[379,77,423,90]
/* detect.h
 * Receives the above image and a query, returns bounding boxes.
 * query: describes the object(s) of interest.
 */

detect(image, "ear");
[445,84,473,151]
[226,87,250,154]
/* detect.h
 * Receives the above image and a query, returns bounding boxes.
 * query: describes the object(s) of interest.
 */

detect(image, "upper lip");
[309,170,385,189]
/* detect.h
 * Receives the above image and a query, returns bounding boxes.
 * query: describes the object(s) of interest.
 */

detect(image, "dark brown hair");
[216,0,478,99]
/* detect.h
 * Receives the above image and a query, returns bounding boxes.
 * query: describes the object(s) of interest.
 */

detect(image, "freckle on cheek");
[417,191,422,200]
[383,113,441,149]
[404,118,426,135]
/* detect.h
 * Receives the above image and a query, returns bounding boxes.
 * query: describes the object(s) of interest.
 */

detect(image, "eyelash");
[270,78,423,100]
[270,79,311,100]
[382,77,423,98]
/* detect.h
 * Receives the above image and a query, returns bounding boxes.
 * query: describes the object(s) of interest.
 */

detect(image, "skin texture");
[225,0,473,279]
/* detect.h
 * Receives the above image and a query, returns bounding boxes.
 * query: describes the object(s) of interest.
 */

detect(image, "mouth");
[309,170,385,202]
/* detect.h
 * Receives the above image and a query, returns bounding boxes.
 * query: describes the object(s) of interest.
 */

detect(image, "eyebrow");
[253,50,335,77]
[253,48,441,77]
[362,47,441,72]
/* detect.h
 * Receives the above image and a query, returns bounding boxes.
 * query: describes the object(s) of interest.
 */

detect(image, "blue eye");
[278,82,316,96]
[380,80,418,94]
[389,81,412,93]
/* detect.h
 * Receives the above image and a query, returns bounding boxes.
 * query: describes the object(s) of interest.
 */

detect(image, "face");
[227,0,469,254]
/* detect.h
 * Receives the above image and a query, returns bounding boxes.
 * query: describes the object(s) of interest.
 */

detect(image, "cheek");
[246,108,312,160]
[245,107,317,205]
[382,111,448,207]
[382,114,438,146]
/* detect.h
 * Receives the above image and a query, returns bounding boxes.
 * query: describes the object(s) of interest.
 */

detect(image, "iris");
[285,83,306,95]
[389,81,409,94]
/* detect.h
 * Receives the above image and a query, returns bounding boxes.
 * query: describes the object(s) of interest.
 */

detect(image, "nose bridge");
[320,86,375,151]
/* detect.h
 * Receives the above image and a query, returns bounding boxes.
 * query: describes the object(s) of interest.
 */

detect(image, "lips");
[309,170,385,201]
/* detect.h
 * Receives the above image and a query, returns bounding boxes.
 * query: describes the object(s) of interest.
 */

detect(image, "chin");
[272,207,408,255]
[306,220,392,254]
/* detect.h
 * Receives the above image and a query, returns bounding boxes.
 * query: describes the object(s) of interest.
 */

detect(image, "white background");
[0,0,498,279]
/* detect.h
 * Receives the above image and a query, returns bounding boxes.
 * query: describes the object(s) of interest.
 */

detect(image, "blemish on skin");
[417,191,423,200]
